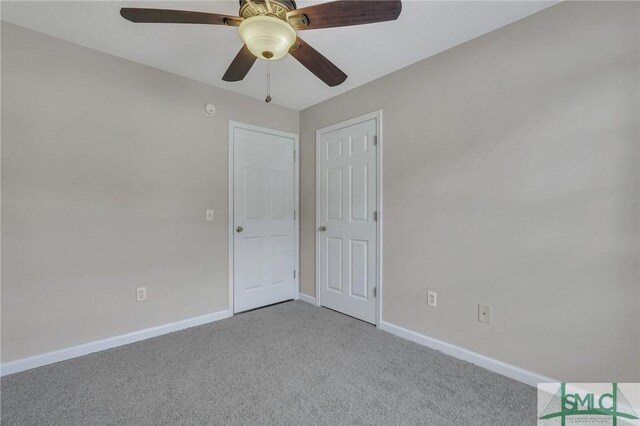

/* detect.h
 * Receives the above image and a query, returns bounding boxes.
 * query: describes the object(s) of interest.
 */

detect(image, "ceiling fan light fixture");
[239,15,296,60]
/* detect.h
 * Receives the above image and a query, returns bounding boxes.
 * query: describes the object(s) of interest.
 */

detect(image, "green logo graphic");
[539,383,639,425]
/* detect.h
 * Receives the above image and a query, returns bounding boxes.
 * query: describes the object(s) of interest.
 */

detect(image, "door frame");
[228,120,300,315]
[315,110,383,327]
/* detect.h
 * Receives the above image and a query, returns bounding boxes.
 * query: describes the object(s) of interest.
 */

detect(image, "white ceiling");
[1,1,557,110]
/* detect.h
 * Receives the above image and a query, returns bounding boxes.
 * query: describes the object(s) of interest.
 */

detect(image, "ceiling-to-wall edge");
[0,1,559,111]
[0,20,301,113]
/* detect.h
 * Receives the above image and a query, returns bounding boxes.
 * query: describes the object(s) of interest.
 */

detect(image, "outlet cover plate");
[427,291,437,307]
[136,287,147,302]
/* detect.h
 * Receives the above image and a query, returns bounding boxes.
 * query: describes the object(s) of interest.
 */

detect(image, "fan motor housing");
[239,0,297,20]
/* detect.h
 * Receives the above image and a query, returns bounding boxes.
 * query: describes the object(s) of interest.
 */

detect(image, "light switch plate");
[205,209,214,221]
[478,304,491,323]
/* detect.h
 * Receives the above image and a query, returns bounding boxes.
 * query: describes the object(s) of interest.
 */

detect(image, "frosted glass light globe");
[239,15,296,60]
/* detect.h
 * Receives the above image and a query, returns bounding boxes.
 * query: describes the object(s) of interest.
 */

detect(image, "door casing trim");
[228,121,300,315]
[315,110,383,327]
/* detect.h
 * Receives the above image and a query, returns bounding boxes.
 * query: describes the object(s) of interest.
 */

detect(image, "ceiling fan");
[120,0,402,87]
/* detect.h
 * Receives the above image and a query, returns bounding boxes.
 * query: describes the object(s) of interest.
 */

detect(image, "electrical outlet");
[478,304,491,323]
[205,209,214,221]
[427,291,437,307]
[136,287,147,302]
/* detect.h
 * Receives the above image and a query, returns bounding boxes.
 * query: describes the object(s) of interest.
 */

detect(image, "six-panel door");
[318,118,377,324]
[233,127,295,313]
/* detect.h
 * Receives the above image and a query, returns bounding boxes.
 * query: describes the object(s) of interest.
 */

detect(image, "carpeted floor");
[1,301,536,425]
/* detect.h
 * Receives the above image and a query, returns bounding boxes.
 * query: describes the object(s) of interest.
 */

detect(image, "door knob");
[235,226,244,233]
[319,226,327,232]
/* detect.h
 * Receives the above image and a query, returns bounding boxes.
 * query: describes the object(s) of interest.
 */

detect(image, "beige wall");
[0,23,299,363]
[300,1,639,382]
[2,2,639,383]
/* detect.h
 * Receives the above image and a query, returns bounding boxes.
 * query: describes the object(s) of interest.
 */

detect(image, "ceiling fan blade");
[120,8,243,26]
[289,37,347,87]
[222,45,257,82]
[287,0,401,30]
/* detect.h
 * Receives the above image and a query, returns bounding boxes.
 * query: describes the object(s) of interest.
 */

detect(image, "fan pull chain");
[265,61,272,103]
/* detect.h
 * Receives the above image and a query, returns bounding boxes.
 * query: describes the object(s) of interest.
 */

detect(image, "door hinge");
[373,135,378,146]
[294,210,296,220]
[373,211,378,221]
[293,149,296,162]
[373,287,377,297]
[293,270,296,279]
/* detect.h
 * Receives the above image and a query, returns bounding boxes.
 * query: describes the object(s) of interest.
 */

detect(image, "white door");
[233,126,296,313]
[318,117,377,324]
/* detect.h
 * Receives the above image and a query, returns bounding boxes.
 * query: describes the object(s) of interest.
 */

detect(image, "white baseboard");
[0,309,232,377]
[1,308,553,386]
[379,320,555,387]
[299,293,317,305]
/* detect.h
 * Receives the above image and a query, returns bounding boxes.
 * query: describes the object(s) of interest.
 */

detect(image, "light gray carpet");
[1,301,536,425]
